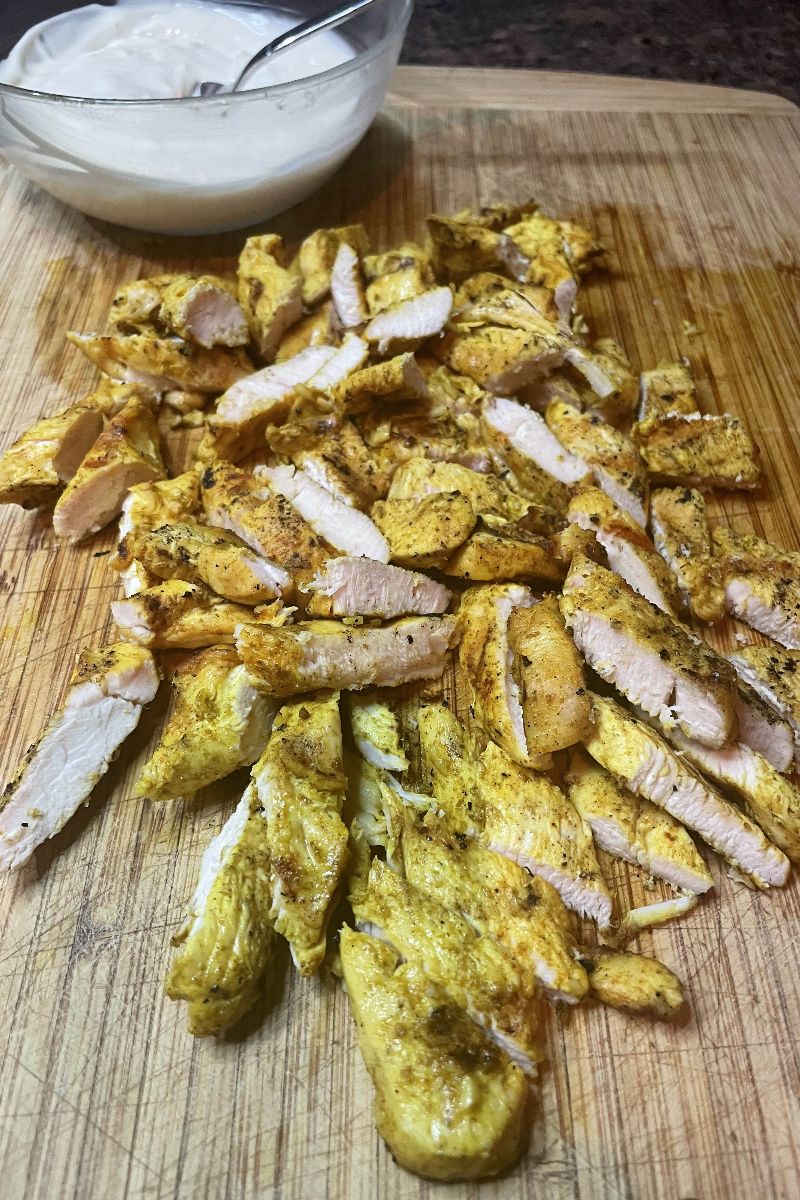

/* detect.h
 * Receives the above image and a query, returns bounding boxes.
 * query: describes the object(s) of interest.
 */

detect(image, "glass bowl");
[0,0,412,235]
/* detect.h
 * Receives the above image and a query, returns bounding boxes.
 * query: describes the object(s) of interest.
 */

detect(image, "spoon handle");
[232,0,379,92]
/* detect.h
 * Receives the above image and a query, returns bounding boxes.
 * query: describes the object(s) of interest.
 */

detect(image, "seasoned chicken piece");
[713,527,800,648]
[451,200,539,230]
[505,208,603,276]
[484,396,591,486]
[418,703,484,836]
[166,783,273,1035]
[458,583,541,766]
[546,401,648,526]
[507,595,593,756]
[484,437,572,514]
[442,519,566,584]
[421,358,489,413]
[330,241,368,328]
[734,682,795,774]
[439,323,567,394]
[112,579,269,648]
[67,330,250,393]
[108,274,172,330]
[452,273,560,329]
[200,460,326,598]
[0,401,102,509]
[303,331,368,392]
[113,468,200,595]
[584,694,789,888]
[480,742,613,926]
[237,615,457,696]
[306,557,451,619]
[269,413,386,509]
[387,458,530,521]
[562,340,637,424]
[237,233,302,360]
[346,754,417,869]
[372,493,476,569]
[568,487,680,615]
[620,894,698,933]
[160,274,249,348]
[275,301,339,362]
[364,287,454,355]
[564,747,713,893]
[260,464,389,562]
[341,928,529,1182]
[348,695,408,772]
[579,947,685,1020]
[331,352,428,414]
[561,555,737,748]
[638,360,699,422]
[0,644,159,871]
[252,692,348,974]
[353,859,540,1071]
[730,645,800,769]
[363,243,434,316]
[53,394,165,542]
[649,487,726,622]
[502,213,578,320]
[136,647,275,801]
[295,224,369,307]
[633,412,761,490]
[402,819,589,1005]
[426,214,527,283]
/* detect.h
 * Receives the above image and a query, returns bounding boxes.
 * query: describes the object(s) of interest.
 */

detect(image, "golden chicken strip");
[295,224,369,307]
[160,274,249,348]
[136,647,275,801]
[235,615,458,697]
[108,274,173,330]
[546,400,648,526]
[353,859,540,1072]
[579,947,685,1020]
[363,242,434,316]
[483,395,591,487]
[113,468,201,596]
[347,754,428,870]
[418,703,484,837]
[372,493,477,569]
[275,301,339,362]
[269,413,386,509]
[402,819,589,1005]
[330,352,428,415]
[364,287,454,355]
[252,692,349,973]
[306,557,452,619]
[439,323,567,394]
[166,782,274,1035]
[620,894,698,934]
[67,330,250,393]
[729,645,800,769]
[237,233,302,360]
[733,681,795,774]
[387,458,532,521]
[507,595,593,757]
[649,487,726,622]
[0,644,159,871]
[568,487,680,615]
[0,401,102,509]
[584,694,789,888]
[330,241,368,328]
[638,360,699,422]
[340,928,529,1182]
[633,411,761,489]
[426,214,527,282]
[713,526,800,648]
[112,579,270,649]
[260,464,390,562]
[560,555,737,748]
[562,339,637,424]
[452,273,560,329]
[441,519,566,584]
[53,393,165,542]
[564,747,713,893]
[502,212,578,319]
[479,742,613,927]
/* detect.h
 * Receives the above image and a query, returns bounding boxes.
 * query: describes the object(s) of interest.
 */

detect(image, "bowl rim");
[0,0,412,107]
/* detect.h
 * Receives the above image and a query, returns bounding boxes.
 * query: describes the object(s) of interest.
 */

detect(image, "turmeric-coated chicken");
[546,401,648,526]
[237,233,302,360]
[649,486,726,622]
[372,492,476,569]
[331,352,428,414]
[633,411,761,490]
[363,242,435,316]
[441,518,566,583]
[295,224,369,307]
[160,274,249,348]
[712,526,800,648]
[638,360,699,422]
[425,214,527,283]
[67,330,250,393]
[562,339,637,424]
[579,947,685,1020]
[111,579,272,649]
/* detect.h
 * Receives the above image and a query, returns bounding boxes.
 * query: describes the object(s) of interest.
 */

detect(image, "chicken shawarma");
[648,486,726,622]
[546,401,649,526]
[712,526,800,648]
[633,411,761,490]
[729,645,800,768]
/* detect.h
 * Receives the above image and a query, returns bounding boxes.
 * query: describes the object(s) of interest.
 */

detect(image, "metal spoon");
[197,0,379,97]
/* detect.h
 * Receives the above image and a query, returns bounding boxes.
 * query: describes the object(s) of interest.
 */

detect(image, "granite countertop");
[2,0,798,107]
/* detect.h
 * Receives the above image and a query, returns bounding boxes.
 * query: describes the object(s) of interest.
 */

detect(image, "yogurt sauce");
[0,0,354,99]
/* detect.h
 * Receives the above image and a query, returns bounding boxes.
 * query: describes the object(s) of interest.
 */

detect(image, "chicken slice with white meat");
[67,330,250,393]
[331,352,428,414]
[303,332,367,391]
[112,579,278,649]
[633,412,761,490]
[295,224,369,306]
[331,241,368,328]
[113,468,201,596]
[347,695,409,772]
[546,401,648,526]
[562,339,638,424]
[0,644,159,871]
[365,287,454,355]
[649,487,726,622]
[638,360,699,422]
[502,212,578,320]
[275,301,339,362]
[425,214,527,282]
[733,681,795,774]
[363,242,434,316]
[260,464,389,562]
[439,324,568,394]
[484,396,591,486]
[159,274,249,348]
[0,400,103,509]
[269,413,386,509]
[305,557,451,619]
[578,947,685,1020]
[729,645,800,769]
[237,233,302,360]
[418,703,484,837]
[560,554,737,748]
[713,527,800,648]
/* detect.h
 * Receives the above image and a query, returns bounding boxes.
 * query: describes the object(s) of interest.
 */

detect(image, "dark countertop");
[2,1,798,108]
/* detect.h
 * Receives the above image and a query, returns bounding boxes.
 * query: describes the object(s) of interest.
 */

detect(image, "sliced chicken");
[561,554,737,748]
[165,782,273,1035]
[620,894,698,934]
[452,273,560,329]
[347,754,427,870]
[483,431,572,514]
[107,274,172,330]
[331,241,368,328]
[113,468,201,595]
[364,287,454,355]
[421,358,489,416]
[340,927,529,1182]
[439,324,567,394]
[567,487,680,615]
[562,339,637,424]
[0,399,103,509]
[67,330,250,393]
[275,301,339,362]
[112,579,269,648]
[136,646,275,801]
[295,224,369,307]
[729,645,800,769]
[160,274,249,348]
[363,243,435,316]
[451,200,539,230]
[507,595,594,757]
[402,819,589,1005]
[579,947,685,1020]
[418,703,485,837]
[426,214,527,283]
[387,458,531,521]
[252,691,349,974]
[502,213,578,319]
[545,401,648,526]
[331,352,428,414]
[237,233,302,360]
[480,741,613,927]
[633,412,761,490]
[649,487,726,622]
[0,643,159,871]
[734,681,795,774]
[713,527,800,648]
[352,859,540,1072]
[236,615,458,696]
[371,493,476,569]
[458,583,540,766]
[269,413,386,509]
[638,360,699,422]
[564,747,713,893]
[260,464,389,562]
[441,519,566,584]
[484,396,591,486]
[348,695,409,772]
[306,557,451,619]
[584,694,789,888]
[53,393,165,542]
[304,331,367,391]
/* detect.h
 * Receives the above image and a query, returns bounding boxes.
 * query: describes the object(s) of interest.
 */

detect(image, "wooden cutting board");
[1,67,799,1200]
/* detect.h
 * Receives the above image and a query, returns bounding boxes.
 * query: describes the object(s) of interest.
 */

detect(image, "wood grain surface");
[1,67,799,1200]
